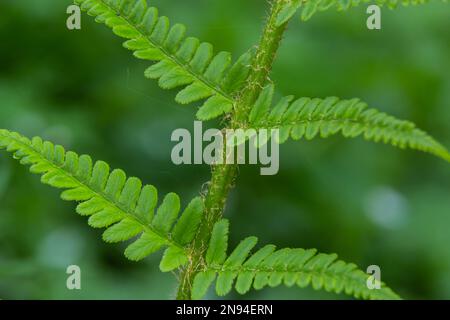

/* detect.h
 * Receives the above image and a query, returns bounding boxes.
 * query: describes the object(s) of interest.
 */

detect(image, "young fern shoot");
[1,0,449,300]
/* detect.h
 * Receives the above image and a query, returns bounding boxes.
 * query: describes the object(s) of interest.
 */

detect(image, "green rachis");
[1,0,449,300]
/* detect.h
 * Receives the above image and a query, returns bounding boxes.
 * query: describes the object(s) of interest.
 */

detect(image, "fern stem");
[233,0,289,127]
[176,0,290,300]
[176,163,237,300]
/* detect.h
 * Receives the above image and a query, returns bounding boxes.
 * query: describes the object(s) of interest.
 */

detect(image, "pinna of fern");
[248,85,450,163]
[0,129,203,272]
[75,0,252,121]
[276,0,444,25]
[191,219,400,300]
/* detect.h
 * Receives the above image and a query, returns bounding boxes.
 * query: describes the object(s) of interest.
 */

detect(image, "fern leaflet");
[192,219,400,300]
[0,129,204,271]
[249,85,450,162]
[75,0,252,120]
[276,0,445,24]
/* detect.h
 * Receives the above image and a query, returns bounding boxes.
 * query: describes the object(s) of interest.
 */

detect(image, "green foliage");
[277,0,441,24]
[0,129,204,271]
[249,85,450,162]
[75,0,252,120]
[205,219,230,265]
[192,219,400,300]
[0,0,448,300]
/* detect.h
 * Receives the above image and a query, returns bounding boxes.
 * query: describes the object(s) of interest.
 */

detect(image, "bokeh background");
[0,0,449,299]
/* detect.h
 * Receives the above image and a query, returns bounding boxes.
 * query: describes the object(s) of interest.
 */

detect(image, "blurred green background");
[0,0,449,300]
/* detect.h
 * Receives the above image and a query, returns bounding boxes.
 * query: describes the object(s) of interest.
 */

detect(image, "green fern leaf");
[192,219,401,300]
[277,0,446,24]
[75,0,252,120]
[249,93,450,162]
[206,219,229,266]
[0,129,204,271]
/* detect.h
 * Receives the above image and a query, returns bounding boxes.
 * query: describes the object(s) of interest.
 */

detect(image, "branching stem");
[176,0,290,300]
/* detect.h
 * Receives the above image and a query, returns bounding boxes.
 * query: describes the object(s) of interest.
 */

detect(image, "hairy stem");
[233,0,289,127]
[176,0,289,300]
[176,163,237,300]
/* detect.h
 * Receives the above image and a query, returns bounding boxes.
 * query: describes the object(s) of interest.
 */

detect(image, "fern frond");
[75,0,252,120]
[276,0,444,25]
[249,86,450,162]
[192,219,400,300]
[0,129,204,271]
